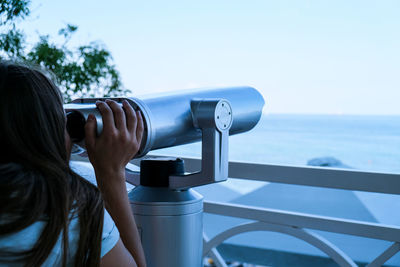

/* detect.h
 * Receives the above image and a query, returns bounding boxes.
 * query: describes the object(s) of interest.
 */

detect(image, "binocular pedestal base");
[129,186,204,267]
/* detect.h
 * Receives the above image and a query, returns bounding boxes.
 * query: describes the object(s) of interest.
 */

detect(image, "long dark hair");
[0,61,104,266]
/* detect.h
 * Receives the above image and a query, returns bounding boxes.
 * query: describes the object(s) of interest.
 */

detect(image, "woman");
[0,61,146,266]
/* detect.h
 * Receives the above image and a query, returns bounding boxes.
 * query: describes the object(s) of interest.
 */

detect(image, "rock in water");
[307,157,351,168]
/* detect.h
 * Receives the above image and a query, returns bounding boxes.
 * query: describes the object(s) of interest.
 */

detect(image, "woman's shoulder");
[0,208,119,265]
[0,219,46,253]
[0,213,80,266]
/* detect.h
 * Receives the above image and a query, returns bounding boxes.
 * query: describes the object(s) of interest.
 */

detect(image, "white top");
[0,209,120,266]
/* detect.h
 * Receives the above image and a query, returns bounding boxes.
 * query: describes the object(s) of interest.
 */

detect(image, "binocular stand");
[126,99,232,267]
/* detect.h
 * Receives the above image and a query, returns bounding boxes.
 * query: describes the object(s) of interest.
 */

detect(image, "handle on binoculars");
[168,99,232,189]
[124,99,232,190]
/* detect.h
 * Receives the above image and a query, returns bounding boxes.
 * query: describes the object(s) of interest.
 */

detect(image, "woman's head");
[0,61,69,168]
[0,61,103,266]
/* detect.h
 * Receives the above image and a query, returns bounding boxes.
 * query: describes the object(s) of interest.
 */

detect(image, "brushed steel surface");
[129,186,203,267]
[64,86,265,157]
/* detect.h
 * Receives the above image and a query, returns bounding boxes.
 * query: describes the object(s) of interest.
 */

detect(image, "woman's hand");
[84,99,144,188]
[85,99,147,267]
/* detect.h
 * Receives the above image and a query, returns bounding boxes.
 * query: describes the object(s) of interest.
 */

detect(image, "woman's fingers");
[96,101,115,134]
[122,101,144,157]
[106,99,126,131]
[136,111,144,145]
[84,99,146,177]
[123,100,137,133]
[84,114,97,150]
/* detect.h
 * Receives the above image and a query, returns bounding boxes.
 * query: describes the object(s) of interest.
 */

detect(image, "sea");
[152,114,400,174]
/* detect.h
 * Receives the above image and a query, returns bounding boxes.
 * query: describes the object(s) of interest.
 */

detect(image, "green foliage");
[0,28,25,58]
[0,0,30,25]
[0,0,127,102]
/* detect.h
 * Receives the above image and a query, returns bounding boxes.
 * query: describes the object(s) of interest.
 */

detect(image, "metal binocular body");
[64,86,265,157]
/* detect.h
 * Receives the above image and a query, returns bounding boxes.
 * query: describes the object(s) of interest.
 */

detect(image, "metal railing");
[177,157,400,267]
[74,154,400,266]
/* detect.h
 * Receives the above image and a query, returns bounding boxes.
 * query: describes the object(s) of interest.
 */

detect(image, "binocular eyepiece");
[64,86,265,158]
[66,111,86,142]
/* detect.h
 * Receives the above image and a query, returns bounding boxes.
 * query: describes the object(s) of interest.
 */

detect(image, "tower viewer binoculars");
[64,86,265,158]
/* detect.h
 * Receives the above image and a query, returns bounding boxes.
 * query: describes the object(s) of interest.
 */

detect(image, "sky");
[16,0,400,115]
